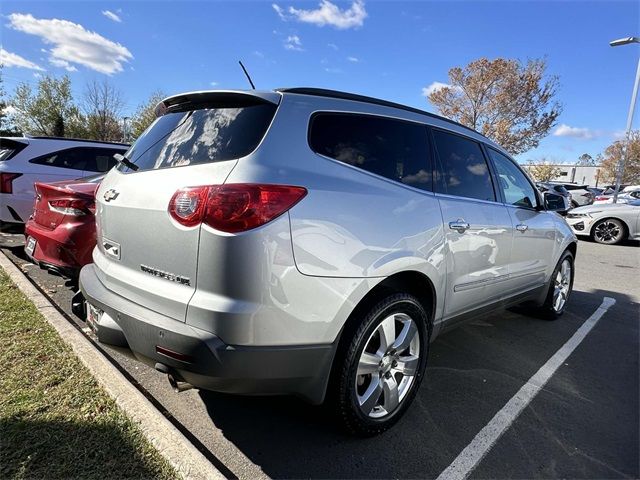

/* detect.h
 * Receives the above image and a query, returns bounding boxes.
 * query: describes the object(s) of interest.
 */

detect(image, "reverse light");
[168,184,307,232]
[0,172,22,194]
[49,198,94,216]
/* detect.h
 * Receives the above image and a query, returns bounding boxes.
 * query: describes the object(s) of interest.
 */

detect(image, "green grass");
[0,268,178,480]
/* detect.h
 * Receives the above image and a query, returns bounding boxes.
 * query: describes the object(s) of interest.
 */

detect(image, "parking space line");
[437,297,616,480]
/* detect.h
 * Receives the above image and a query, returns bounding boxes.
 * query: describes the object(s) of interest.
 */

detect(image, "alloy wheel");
[594,220,622,244]
[552,259,572,312]
[355,313,420,418]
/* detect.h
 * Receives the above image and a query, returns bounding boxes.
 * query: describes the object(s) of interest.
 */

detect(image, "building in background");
[524,164,603,186]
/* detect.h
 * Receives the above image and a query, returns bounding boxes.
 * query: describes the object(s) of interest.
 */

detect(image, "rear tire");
[592,218,625,245]
[537,250,574,320]
[331,293,430,436]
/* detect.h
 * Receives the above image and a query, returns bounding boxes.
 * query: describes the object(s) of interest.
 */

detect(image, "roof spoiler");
[154,90,281,117]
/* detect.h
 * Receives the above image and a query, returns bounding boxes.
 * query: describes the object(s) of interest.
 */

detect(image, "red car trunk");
[25,177,101,277]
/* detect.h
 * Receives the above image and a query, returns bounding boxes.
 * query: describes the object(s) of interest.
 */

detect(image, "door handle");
[516,224,529,232]
[449,219,470,233]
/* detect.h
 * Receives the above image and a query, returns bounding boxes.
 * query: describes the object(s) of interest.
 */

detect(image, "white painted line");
[0,252,225,480]
[437,297,616,480]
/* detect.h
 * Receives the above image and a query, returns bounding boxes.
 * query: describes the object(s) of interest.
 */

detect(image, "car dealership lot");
[1,234,638,479]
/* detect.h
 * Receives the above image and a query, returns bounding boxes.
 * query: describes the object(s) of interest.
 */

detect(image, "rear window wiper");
[114,153,139,171]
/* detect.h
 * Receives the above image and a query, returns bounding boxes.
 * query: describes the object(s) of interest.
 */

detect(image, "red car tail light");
[595,196,608,201]
[0,172,22,194]
[168,184,307,232]
[49,198,94,216]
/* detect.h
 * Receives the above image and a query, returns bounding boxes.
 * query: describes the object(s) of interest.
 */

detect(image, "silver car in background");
[567,199,640,244]
[78,88,577,435]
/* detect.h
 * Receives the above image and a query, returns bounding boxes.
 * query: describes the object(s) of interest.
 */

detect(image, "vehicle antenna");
[238,61,256,90]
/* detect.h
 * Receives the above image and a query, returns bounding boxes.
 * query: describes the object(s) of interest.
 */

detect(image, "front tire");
[332,293,430,436]
[537,250,574,320]
[592,218,625,245]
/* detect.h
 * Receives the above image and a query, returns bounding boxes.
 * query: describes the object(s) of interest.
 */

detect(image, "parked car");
[593,186,640,205]
[536,182,572,211]
[549,183,594,208]
[24,175,103,277]
[0,136,128,232]
[566,199,640,244]
[77,88,576,435]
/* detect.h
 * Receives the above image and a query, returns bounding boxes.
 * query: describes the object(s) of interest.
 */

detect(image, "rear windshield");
[118,103,277,173]
[0,139,27,161]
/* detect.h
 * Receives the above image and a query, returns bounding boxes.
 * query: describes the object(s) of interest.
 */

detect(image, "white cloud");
[284,35,303,51]
[553,124,597,140]
[421,81,455,97]
[210,81,218,87]
[347,56,359,62]
[4,105,18,116]
[0,47,44,70]
[272,0,367,30]
[253,50,265,58]
[49,57,77,72]
[8,13,133,75]
[324,67,342,74]
[327,43,338,50]
[102,10,122,22]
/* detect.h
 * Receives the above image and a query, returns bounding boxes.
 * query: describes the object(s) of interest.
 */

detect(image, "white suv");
[0,136,128,232]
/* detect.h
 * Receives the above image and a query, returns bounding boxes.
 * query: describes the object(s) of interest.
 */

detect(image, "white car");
[566,199,640,244]
[593,185,640,205]
[0,136,128,232]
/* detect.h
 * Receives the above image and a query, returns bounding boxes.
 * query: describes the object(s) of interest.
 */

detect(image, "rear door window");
[83,148,124,172]
[308,113,432,191]
[432,129,495,202]
[119,103,277,173]
[29,147,94,171]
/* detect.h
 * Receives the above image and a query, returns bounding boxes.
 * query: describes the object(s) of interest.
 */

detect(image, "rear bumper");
[79,264,335,404]
[24,219,95,276]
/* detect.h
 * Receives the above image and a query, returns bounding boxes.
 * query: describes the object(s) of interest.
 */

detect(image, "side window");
[488,148,538,209]
[432,130,495,202]
[29,147,89,171]
[309,113,432,191]
[84,149,122,172]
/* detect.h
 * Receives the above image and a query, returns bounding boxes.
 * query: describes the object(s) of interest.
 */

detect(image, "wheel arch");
[323,270,436,404]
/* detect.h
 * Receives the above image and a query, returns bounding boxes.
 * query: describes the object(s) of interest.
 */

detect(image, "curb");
[0,252,225,480]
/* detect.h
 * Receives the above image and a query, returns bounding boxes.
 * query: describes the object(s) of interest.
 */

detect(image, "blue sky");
[1,0,638,163]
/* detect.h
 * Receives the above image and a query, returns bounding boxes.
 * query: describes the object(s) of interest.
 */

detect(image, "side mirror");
[544,192,568,215]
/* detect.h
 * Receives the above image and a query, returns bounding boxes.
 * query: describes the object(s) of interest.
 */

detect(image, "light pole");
[609,36,640,203]
[122,116,130,144]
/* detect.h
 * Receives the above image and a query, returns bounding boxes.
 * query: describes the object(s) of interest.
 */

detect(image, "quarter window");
[488,148,538,209]
[432,130,495,202]
[309,113,432,191]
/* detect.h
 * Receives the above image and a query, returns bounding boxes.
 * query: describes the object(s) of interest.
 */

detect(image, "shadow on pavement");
[199,289,637,479]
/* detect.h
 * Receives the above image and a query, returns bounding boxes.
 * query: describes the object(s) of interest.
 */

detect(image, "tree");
[577,153,596,166]
[0,66,20,136]
[82,79,125,142]
[11,75,85,137]
[130,90,166,140]
[428,58,562,155]
[526,160,562,182]
[599,131,640,184]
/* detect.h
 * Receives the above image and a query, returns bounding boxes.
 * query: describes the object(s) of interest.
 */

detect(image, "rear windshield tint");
[119,104,277,173]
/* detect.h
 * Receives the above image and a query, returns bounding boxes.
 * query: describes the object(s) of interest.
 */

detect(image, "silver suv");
[78,88,577,435]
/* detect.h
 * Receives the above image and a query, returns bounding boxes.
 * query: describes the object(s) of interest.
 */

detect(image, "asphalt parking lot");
[1,234,638,479]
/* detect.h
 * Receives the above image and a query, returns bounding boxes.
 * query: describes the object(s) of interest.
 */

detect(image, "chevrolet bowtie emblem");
[103,189,120,202]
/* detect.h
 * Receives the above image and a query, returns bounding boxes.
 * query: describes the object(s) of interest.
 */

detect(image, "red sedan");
[24,175,102,277]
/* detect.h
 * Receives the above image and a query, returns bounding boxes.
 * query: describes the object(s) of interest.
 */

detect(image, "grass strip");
[0,267,178,479]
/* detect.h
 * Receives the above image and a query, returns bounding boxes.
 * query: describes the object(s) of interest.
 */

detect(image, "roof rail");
[28,136,130,146]
[276,87,480,136]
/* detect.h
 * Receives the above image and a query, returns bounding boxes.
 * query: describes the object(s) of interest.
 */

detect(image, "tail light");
[0,172,22,194]
[595,196,608,201]
[49,198,94,216]
[169,183,307,232]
